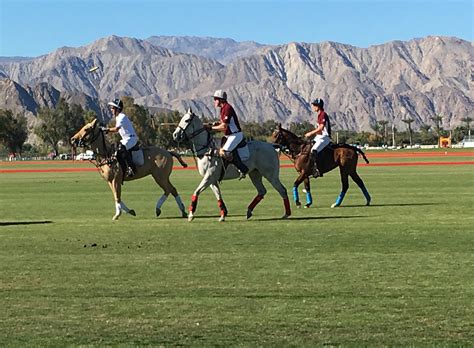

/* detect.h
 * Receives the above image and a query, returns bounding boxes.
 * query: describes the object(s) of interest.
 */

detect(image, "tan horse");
[71,119,187,220]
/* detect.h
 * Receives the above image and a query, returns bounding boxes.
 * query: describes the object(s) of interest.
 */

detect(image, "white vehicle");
[75,150,95,160]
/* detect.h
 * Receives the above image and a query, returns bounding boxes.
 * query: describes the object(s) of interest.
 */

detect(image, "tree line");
[0,98,472,157]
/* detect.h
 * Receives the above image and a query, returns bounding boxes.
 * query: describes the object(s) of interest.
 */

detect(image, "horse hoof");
[181,211,187,218]
[156,208,161,217]
[219,216,225,222]
[281,214,289,219]
[129,210,136,216]
[304,204,311,209]
[246,209,253,220]
[112,215,119,220]
[331,203,340,208]
[296,202,301,208]
[188,213,194,222]
[366,200,371,206]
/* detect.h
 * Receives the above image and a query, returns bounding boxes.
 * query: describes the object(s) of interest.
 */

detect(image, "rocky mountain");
[146,36,268,64]
[0,78,106,123]
[0,35,472,132]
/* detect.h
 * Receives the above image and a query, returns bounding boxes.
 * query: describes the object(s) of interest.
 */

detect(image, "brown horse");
[272,124,371,208]
[71,119,188,220]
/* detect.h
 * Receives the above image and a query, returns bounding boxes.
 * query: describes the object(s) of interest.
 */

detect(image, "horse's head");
[272,123,291,147]
[71,118,100,147]
[172,108,204,143]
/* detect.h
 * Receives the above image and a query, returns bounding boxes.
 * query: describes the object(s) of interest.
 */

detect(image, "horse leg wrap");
[283,197,291,216]
[248,195,264,211]
[156,194,168,210]
[175,195,185,210]
[218,199,228,217]
[292,187,300,204]
[305,191,313,206]
[115,202,122,215]
[361,186,371,204]
[334,191,346,207]
[189,194,198,213]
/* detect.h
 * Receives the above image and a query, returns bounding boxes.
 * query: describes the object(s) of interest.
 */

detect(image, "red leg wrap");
[248,195,264,210]
[189,194,198,213]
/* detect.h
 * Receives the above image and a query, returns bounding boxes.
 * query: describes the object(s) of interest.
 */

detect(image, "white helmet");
[213,90,227,101]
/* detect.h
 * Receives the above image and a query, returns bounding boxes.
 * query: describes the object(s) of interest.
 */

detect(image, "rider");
[104,98,138,178]
[304,98,331,177]
[209,90,249,179]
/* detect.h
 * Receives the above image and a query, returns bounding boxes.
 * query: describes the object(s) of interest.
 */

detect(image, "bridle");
[74,124,115,167]
[176,113,214,157]
[273,128,309,161]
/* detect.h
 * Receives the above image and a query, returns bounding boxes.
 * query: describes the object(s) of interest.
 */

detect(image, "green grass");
[0,160,473,345]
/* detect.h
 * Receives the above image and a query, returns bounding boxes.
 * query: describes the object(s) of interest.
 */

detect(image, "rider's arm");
[212,122,227,133]
[305,123,324,138]
[106,126,120,133]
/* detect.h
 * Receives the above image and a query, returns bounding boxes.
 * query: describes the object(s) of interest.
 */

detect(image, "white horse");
[172,109,291,221]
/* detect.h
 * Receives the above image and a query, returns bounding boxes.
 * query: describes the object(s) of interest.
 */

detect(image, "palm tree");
[461,117,472,137]
[430,115,443,138]
[377,120,389,145]
[402,118,415,146]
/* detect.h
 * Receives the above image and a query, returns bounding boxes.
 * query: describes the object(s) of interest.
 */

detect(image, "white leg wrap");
[115,202,122,216]
[156,194,168,210]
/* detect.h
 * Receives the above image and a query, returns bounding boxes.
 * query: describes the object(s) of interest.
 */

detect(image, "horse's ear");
[278,123,282,129]
[187,107,192,114]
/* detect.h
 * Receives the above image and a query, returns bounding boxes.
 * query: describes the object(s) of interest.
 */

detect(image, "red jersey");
[220,102,242,136]
[316,109,331,137]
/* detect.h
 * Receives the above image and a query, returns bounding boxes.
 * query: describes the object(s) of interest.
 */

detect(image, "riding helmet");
[213,90,227,101]
[311,98,324,108]
[108,98,124,111]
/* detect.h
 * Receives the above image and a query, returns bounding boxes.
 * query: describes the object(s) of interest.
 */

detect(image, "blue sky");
[0,0,472,57]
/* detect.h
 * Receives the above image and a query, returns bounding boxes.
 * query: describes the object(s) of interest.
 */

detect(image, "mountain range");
[0,35,472,132]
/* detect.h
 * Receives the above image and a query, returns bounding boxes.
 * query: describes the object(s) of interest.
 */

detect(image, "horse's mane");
[278,127,308,146]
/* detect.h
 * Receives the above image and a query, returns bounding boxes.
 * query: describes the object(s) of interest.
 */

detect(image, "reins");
[78,126,116,168]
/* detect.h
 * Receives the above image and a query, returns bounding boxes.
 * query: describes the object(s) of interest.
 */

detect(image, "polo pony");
[272,124,371,208]
[172,109,291,221]
[71,118,187,220]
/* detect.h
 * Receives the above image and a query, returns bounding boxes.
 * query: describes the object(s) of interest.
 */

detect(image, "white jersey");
[116,112,138,149]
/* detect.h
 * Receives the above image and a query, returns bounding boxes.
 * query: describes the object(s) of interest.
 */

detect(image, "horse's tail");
[169,151,188,168]
[336,143,369,164]
[356,147,370,164]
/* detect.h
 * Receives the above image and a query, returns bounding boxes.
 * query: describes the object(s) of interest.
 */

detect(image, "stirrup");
[126,167,135,178]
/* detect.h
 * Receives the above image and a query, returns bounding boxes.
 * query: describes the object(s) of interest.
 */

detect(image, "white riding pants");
[311,135,331,153]
[121,136,138,150]
[222,132,243,152]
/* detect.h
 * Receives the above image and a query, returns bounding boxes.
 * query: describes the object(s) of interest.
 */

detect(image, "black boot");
[231,149,249,179]
[311,150,321,178]
[124,149,136,177]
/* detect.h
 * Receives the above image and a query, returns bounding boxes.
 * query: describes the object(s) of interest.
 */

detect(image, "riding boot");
[124,149,136,178]
[311,150,321,178]
[231,149,249,180]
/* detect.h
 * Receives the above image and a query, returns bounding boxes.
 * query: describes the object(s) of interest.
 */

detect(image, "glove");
[100,126,109,133]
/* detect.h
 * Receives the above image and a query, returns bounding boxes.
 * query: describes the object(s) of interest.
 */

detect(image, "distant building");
[461,135,474,148]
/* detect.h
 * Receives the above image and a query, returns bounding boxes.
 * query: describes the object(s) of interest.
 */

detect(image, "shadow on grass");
[0,221,53,226]
[343,202,440,208]
[251,215,368,222]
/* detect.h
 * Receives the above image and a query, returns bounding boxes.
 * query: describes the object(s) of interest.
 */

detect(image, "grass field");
[1,150,473,345]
